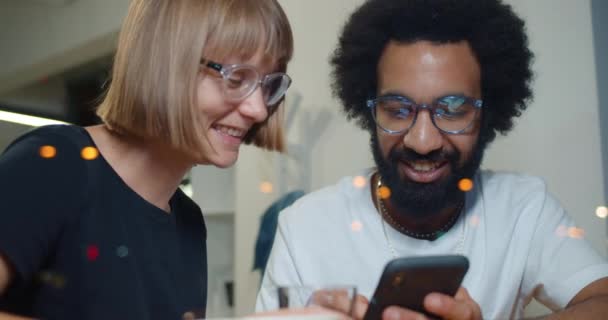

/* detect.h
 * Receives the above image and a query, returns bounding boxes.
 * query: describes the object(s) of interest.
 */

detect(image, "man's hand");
[311,289,370,317]
[250,306,351,320]
[381,287,482,320]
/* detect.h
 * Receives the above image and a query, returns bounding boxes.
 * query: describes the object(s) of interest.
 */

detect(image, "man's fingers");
[454,287,472,301]
[351,294,370,320]
[423,288,481,320]
[453,287,482,319]
[311,289,358,316]
[424,293,472,319]
[382,306,429,320]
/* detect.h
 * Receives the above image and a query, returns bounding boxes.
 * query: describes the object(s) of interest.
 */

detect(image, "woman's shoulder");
[1,125,91,194]
[4,125,92,154]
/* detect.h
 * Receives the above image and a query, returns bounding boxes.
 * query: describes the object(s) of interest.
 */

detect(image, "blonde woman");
[0,0,292,319]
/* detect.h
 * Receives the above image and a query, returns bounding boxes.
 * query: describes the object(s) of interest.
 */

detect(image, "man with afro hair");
[257,0,608,319]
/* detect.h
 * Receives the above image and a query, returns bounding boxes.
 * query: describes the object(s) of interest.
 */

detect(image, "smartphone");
[363,255,469,320]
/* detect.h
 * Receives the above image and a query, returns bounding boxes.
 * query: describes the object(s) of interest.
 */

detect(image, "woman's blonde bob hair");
[96,0,293,155]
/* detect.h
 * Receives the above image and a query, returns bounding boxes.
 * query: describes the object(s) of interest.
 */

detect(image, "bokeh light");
[116,245,129,258]
[86,245,100,261]
[39,145,57,159]
[469,215,480,227]
[458,178,474,192]
[183,312,196,320]
[556,225,586,239]
[259,181,273,194]
[39,271,66,289]
[351,220,363,232]
[596,206,608,219]
[81,146,99,160]
[353,176,367,189]
[568,227,585,239]
[377,186,391,200]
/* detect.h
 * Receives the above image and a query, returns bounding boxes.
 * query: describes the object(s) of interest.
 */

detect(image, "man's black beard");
[371,132,486,219]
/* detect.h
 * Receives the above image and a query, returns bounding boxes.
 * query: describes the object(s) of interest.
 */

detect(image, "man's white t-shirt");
[256,170,608,319]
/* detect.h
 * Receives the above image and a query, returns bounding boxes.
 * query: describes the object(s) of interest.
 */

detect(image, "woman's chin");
[210,152,239,168]
[190,146,240,168]
[212,160,236,169]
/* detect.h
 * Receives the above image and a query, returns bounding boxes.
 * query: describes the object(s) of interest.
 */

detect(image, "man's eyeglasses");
[367,94,483,134]
[201,59,292,107]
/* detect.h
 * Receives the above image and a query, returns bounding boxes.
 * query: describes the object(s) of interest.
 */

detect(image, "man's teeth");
[409,161,440,172]
[215,125,245,138]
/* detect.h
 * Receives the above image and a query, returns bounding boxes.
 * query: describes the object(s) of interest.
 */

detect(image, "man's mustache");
[388,147,460,165]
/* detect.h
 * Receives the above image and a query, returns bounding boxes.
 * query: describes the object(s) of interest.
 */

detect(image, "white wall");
[234,0,607,316]
[592,0,608,218]
[484,0,606,255]
[486,2,605,314]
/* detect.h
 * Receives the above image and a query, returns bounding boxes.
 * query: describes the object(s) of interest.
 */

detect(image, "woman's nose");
[238,87,269,123]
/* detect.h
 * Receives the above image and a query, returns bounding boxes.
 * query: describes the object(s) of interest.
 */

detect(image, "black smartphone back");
[363,255,469,320]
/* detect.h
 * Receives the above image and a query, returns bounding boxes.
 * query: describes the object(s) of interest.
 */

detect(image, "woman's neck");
[86,125,193,213]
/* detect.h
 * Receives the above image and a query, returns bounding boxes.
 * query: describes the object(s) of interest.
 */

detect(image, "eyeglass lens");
[223,66,290,106]
[373,97,478,133]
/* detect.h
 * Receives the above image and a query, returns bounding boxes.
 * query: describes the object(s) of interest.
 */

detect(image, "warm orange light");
[469,215,480,227]
[353,176,367,189]
[260,182,274,194]
[351,220,363,232]
[378,186,391,200]
[183,312,196,320]
[568,227,585,239]
[458,178,474,192]
[81,147,99,160]
[39,145,57,159]
[596,206,608,219]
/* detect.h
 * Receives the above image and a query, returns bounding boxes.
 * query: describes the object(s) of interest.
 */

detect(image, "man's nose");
[402,110,443,155]
[238,87,269,123]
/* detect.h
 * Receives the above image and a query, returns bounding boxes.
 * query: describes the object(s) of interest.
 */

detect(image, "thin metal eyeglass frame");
[366,95,483,135]
[200,58,292,106]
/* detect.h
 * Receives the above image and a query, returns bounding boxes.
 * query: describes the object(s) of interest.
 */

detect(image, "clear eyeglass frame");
[366,94,483,135]
[200,58,292,107]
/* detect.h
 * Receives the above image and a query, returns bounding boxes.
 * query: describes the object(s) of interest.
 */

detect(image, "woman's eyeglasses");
[201,59,292,107]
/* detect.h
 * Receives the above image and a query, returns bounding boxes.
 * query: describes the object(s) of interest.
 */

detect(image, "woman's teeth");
[215,125,245,138]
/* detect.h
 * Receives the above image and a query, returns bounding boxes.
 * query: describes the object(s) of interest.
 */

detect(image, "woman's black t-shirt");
[0,125,207,320]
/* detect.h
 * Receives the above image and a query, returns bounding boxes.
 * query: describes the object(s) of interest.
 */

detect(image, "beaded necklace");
[375,174,466,257]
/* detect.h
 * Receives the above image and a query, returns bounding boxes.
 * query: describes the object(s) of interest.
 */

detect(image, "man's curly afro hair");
[330,0,534,145]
